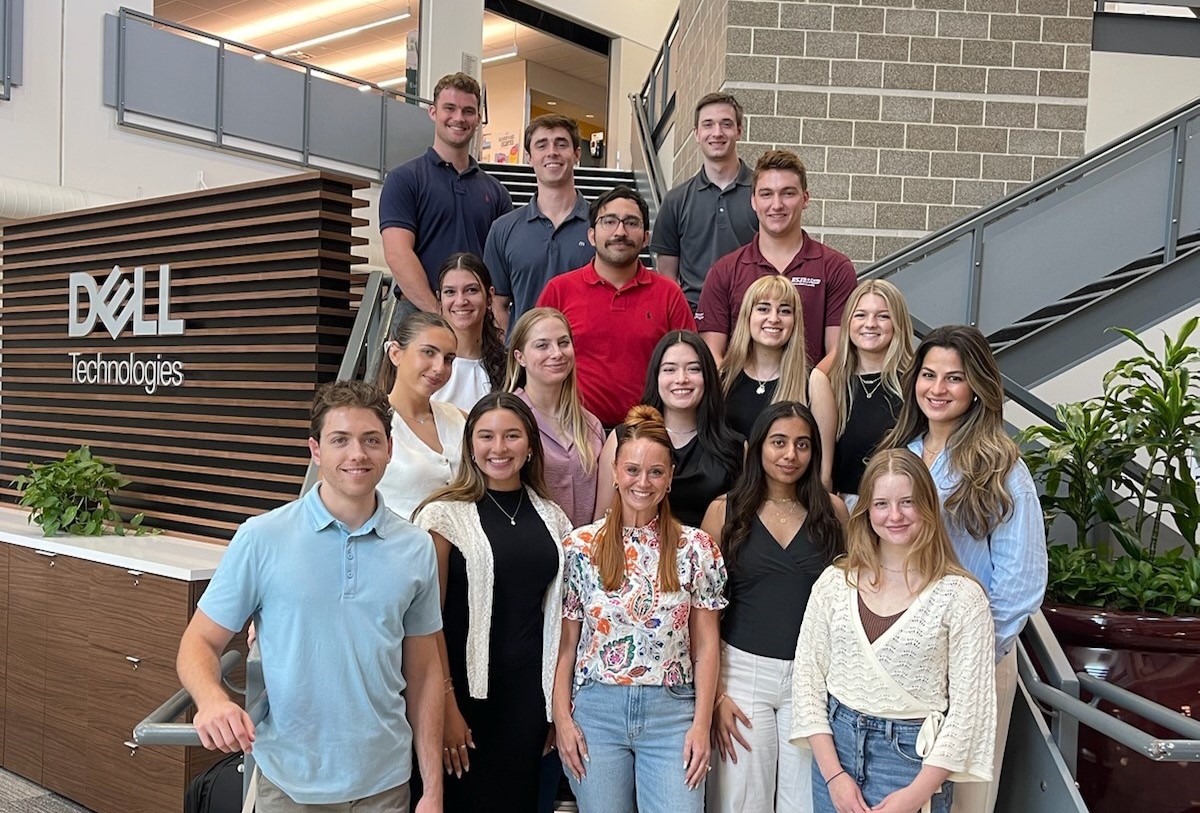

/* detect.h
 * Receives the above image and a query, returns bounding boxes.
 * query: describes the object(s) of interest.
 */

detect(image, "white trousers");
[951,648,1018,813]
[706,643,813,813]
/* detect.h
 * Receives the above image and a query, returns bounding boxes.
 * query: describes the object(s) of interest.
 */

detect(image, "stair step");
[1070,267,1152,297]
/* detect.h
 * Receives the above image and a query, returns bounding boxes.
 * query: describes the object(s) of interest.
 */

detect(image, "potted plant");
[1017,317,1199,813]
[11,445,151,536]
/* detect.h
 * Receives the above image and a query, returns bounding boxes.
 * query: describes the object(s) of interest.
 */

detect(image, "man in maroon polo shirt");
[537,185,696,428]
[696,149,856,369]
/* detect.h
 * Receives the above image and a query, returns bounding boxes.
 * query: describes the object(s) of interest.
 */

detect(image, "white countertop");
[0,506,227,581]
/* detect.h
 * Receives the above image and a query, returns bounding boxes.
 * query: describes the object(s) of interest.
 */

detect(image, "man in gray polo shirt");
[650,92,758,310]
[485,114,595,335]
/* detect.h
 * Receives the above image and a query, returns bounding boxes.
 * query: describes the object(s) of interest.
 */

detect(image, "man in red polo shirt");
[696,149,856,369]
[537,185,696,428]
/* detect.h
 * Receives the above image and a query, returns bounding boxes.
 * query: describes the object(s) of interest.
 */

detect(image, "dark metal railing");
[860,96,1200,332]
[1,0,15,101]
[639,12,679,152]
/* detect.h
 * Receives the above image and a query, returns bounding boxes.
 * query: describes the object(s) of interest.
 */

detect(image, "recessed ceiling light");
[546,100,557,106]
[585,114,594,119]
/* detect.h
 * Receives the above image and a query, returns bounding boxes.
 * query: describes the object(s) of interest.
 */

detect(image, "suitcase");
[185,753,243,813]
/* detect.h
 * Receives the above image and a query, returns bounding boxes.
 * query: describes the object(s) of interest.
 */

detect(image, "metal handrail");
[1019,610,1200,766]
[639,12,679,149]
[114,7,432,181]
[134,648,268,747]
[864,95,1200,276]
[301,270,392,496]
[629,93,668,211]
[1,0,12,101]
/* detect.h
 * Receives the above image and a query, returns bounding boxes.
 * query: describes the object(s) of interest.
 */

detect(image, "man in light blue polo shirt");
[177,381,444,812]
[485,114,595,335]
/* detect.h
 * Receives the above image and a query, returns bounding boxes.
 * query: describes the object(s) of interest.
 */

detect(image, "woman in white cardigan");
[790,449,996,813]
[413,392,574,812]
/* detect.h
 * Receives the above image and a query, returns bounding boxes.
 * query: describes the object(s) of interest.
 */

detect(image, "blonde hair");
[883,325,1021,539]
[720,275,809,404]
[504,308,597,475]
[593,406,682,593]
[829,280,915,437]
[839,449,975,591]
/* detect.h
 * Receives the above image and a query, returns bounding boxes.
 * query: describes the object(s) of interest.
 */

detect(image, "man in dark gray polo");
[650,92,758,310]
[485,114,595,335]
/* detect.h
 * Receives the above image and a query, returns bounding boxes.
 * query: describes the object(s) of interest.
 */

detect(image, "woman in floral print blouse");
[552,404,727,813]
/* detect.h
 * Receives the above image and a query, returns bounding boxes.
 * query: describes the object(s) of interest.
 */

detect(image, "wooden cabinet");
[1,542,239,813]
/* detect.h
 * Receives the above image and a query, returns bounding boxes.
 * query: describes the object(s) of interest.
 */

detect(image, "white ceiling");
[155,1,610,89]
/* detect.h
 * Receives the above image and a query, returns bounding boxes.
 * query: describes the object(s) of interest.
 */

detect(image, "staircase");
[859,95,1200,389]
[480,163,638,207]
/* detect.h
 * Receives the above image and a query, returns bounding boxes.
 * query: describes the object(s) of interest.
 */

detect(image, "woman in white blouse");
[433,252,506,412]
[377,311,466,520]
[790,449,996,813]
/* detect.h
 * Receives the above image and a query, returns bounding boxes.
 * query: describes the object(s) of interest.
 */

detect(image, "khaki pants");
[952,649,1018,813]
[257,772,410,813]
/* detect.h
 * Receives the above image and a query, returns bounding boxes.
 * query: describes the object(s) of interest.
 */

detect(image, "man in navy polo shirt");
[696,149,856,370]
[380,72,512,315]
[485,114,595,335]
[177,381,444,812]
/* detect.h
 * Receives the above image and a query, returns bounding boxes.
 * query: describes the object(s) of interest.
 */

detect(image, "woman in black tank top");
[700,402,848,813]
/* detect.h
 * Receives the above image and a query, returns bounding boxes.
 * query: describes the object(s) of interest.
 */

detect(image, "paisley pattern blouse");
[562,518,727,690]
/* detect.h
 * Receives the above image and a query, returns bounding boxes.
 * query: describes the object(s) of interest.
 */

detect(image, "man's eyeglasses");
[595,214,644,231]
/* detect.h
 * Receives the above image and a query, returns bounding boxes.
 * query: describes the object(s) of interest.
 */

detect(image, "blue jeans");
[566,682,704,813]
[812,696,952,813]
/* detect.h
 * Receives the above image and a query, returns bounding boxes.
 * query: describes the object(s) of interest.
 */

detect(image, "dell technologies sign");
[68,265,186,394]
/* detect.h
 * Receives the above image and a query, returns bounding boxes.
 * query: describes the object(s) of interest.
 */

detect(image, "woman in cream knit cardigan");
[413,392,574,812]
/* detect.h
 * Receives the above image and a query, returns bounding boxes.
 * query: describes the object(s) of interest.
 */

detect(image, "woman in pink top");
[505,307,604,527]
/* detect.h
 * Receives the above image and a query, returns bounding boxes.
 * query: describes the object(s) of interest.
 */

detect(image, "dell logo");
[69,264,185,339]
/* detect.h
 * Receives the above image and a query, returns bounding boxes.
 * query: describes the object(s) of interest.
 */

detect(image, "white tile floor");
[0,772,89,813]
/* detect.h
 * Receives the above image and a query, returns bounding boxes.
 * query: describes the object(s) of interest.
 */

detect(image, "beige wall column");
[418,0,486,97]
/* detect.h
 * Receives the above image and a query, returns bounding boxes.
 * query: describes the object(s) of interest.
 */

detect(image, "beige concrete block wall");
[670,0,733,179]
[672,0,1093,266]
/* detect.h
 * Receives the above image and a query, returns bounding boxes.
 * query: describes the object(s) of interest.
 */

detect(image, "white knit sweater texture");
[414,489,573,721]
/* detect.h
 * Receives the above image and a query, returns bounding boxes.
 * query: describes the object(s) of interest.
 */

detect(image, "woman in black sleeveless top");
[701,401,847,813]
[827,280,914,502]
[594,331,744,526]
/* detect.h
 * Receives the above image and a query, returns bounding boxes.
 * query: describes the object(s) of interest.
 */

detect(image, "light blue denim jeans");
[812,696,952,813]
[566,682,705,813]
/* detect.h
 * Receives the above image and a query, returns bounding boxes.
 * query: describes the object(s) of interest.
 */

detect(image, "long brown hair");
[504,307,597,475]
[882,325,1020,539]
[828,279,914,437]
[593,405,683,592]
[375,311,456,395]
[838,449,975,591]
[436,252,506,391]
[413,393,550,517]
[721,402,844,577]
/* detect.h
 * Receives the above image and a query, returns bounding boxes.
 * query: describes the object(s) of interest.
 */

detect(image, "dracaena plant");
[1019,317,1199,615]
[11,446,152,537]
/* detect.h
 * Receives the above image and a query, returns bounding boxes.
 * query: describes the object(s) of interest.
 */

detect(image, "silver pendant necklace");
[485,489,523,526]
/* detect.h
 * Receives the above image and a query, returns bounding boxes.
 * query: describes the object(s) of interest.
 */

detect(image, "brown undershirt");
[858,592,907,643]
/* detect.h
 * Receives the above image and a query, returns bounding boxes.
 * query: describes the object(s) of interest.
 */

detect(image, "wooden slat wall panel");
[0,171,368,542]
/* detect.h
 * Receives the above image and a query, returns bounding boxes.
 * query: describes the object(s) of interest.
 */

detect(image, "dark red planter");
[1042,603,1200,813]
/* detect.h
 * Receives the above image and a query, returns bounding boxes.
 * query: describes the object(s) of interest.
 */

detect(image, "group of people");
[173,71,1048,813]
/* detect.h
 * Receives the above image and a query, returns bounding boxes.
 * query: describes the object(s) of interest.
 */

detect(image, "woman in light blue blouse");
[882,324,1046,813]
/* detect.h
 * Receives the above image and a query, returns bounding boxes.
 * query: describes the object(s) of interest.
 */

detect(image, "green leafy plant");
[1019,317,1200,615]
[11,446,152,537]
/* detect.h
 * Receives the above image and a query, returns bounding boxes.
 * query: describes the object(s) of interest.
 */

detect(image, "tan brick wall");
[671,0,732,179]
[671,0,1093,265]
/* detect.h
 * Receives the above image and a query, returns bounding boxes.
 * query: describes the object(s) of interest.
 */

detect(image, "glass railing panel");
[308,72,385,170]
[384,98,436,171]
[1181,114,1200,236]
[222,49,306,152]
[976,131,1174,336]
[121,16,218,130]
[883,235,974,328]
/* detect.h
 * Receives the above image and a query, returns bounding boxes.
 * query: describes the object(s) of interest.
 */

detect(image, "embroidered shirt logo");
[790,276,822,288]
